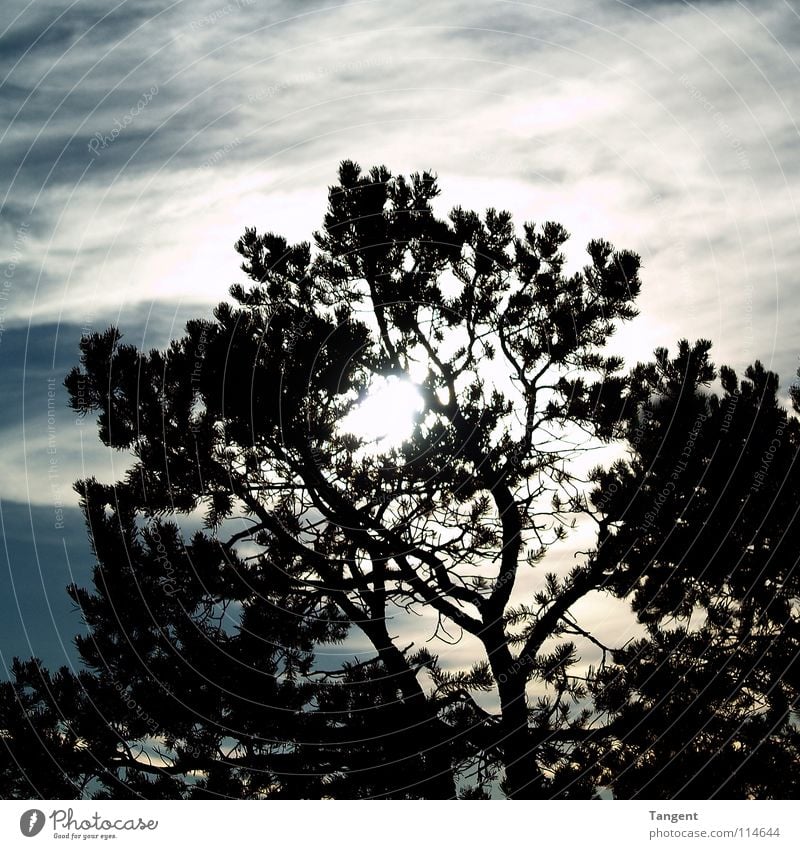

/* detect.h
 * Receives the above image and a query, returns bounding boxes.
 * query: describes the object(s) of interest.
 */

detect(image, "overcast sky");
[2,0,799,671]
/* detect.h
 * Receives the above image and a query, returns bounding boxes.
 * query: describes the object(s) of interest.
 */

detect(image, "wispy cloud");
[1,0,797,464]
[2,0,799,667]
[1,1,796,368]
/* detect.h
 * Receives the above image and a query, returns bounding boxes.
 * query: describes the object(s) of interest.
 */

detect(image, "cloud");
[0,499,91,673]
[2,0,799,674]
[1,0,796,370]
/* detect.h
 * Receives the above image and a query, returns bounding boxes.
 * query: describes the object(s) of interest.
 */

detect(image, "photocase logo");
[19,809,45,837]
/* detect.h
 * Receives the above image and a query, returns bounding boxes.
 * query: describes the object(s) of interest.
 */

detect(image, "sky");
[1,0,799,676]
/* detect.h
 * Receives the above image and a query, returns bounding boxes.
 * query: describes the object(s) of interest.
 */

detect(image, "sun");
[341,375,424,451]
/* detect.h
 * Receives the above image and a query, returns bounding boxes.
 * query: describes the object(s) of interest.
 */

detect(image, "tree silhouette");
[582,345,800,798]
[1,162,797,799]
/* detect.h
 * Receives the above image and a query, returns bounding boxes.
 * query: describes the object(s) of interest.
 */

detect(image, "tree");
[583,345,800,798]
[1,161,797,799]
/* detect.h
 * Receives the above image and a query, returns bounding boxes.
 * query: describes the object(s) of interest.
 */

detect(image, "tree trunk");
[484,626,546,799]
[496,672,545,799]
[375,639,457,799]
[411,706,458,800]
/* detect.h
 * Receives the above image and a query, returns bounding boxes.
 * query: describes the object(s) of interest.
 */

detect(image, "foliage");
[1,163,797,799]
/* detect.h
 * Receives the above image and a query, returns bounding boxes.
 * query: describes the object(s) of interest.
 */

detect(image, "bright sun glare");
[341,376,424,451]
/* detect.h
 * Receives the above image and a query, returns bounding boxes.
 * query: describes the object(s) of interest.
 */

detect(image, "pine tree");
[1,162,796,799]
